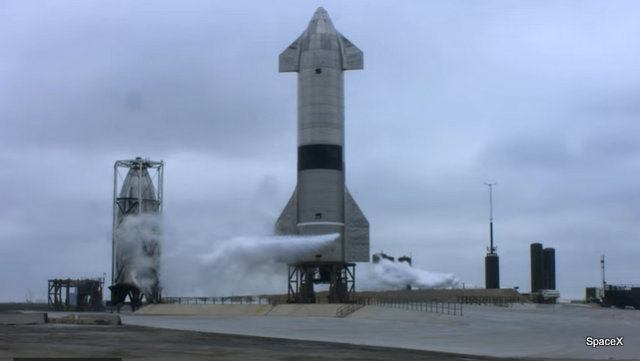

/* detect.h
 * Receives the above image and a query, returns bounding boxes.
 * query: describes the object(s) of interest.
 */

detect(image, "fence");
[456,295,524,307]
[162,296,270,305]
[336,303,364,318]
[162,295,529,312]
[354,297,463,316]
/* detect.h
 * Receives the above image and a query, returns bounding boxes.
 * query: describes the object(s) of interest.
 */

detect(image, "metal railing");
[161,296,270,305]
[336,303,364,318]
[456,295,524,307]
[354,297,463,316]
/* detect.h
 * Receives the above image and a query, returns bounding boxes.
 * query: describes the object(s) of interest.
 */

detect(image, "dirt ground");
[0,323,543,361]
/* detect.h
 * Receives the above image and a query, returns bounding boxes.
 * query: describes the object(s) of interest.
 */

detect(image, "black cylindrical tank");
[485,254,500,289]
[530,243,544,292]
[543,247,556,290]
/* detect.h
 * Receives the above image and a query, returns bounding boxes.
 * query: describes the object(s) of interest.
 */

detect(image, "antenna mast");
[484,182,497,254]
[601,254,606,289]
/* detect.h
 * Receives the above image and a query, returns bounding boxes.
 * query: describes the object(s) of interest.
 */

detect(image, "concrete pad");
[122,303,640,360]
[137,304,273,316]
[0,312,47,325]
[137,304,348,318]
[76,314,121,325]
[349,305,465,325]
[265,304,343,317]
[47,313,122,325]
[2,322,504,361]
[48,314,77,324]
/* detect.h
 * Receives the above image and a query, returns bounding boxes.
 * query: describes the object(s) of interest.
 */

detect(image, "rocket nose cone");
[312,6,329,20]
[307,6,336,34]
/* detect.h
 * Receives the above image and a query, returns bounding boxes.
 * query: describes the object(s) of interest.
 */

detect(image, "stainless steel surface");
[276,7,369,263]
[111,157,163,302]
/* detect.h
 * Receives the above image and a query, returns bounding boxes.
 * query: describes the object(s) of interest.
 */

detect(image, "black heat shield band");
[298,144,343,171]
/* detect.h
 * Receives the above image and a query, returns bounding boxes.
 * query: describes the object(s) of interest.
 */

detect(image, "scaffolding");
[47,278,104,311]
[288,261,355,303]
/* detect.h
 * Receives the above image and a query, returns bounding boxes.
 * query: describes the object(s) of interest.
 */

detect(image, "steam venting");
[359,259,460,290]
[115,214,161,298]
[115,201,457,296]
[161,231,339,296]
[118,209,458,296]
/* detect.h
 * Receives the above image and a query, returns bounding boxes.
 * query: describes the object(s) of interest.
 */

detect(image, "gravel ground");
[0,323,555,361]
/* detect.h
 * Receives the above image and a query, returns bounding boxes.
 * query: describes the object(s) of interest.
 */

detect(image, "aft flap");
[275,188,298,235]
[279,36,302,72]
[339,35,363,70]
[345,187,369,262]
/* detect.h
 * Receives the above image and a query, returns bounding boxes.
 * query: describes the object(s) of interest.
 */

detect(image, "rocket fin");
[339,35,363,70]
[279,36,302,72]
[275,188,298,235]
[344,187,369,262]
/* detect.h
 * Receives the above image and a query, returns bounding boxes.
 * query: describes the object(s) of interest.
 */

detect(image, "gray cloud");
[1,1,639,301]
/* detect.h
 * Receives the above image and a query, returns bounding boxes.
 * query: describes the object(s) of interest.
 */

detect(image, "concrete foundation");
[122,303,640,360]
[0,312,47,325]
[137,303,347,318]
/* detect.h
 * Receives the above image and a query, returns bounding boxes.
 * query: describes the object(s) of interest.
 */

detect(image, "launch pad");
[287,261,356,303]
[108,284,144,311]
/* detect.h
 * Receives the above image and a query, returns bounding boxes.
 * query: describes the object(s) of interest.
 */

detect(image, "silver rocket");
[111,158,163,304]
[276,7,369,263]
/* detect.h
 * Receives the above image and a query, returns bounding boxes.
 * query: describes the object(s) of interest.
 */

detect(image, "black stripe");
[298,144,342,171]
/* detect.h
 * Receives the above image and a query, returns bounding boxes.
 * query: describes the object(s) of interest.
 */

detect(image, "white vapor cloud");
[358,259,460,291]
[161,231,338,296]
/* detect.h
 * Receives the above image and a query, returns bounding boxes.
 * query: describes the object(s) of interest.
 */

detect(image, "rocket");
[111,158,163,305]
[276,7,369,263]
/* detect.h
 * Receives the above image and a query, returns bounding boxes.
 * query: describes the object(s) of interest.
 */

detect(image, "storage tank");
[485,253,500,289]
[530,243,544,293]
[543,247,556,290]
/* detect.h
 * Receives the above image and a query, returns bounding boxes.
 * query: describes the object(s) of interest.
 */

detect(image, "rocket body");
[276,8,369,263]
[112,158,163,302]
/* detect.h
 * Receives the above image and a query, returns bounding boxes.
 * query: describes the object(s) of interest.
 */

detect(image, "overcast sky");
[1,1,638,302]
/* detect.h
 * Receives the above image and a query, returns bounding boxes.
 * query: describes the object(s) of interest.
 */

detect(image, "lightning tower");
[484,182,499,289]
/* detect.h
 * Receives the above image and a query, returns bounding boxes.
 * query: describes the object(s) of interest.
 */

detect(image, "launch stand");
[288,261,355,303]
[48,278,104,311]
[108,284,144,311]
